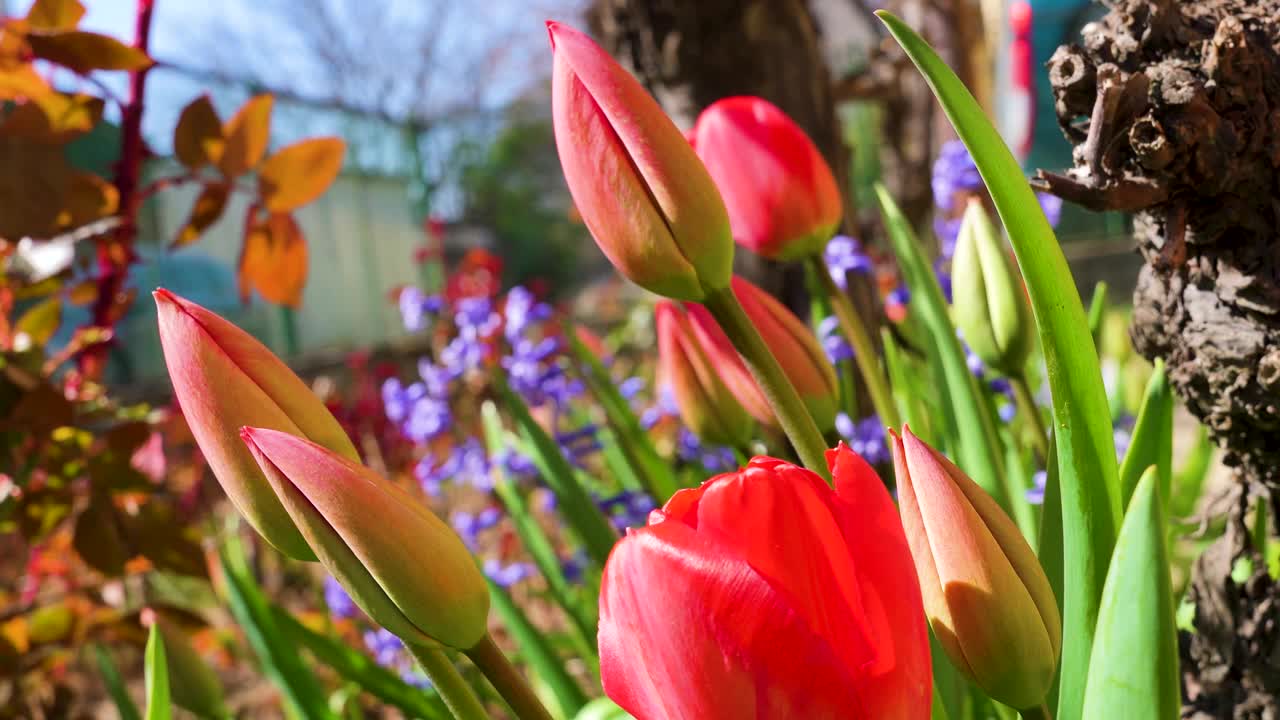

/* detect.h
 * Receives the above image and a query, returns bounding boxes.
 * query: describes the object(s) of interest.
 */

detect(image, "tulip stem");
[1010,374,1049,460]
[807,255,901,429]
[703,286,831,480]
[1019,703,1053,720]
[465,634,555,720]
[404,643,490,720]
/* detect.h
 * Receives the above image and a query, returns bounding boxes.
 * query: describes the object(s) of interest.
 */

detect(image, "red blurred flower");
[693,96,843,260]
[684,276,838,432]
[444,248,503,302]
[599,446,932,720]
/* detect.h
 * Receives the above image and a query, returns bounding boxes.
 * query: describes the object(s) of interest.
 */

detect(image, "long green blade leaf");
[875,185,1009,506]
[1083,467,1179,719]
[481,401,600,664]
[488,580,590,718]
[876,14,1122,719]
[218,533,336,720]
[493,372,619,568]
[1087,282,1108,347]
[144,625,172,720]
[1118,360,1173,509]
[564,321,680,502]
[94,644,142,720]
[270,607,449,719]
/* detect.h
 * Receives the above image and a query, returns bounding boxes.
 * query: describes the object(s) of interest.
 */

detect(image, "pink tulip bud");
[892,427,1061,710]
[241,427,489,649]
[655,301,754,446]
[684,277,839,432]
[693,97,843,260]
[154,289,358,560]
[549,21,733,301]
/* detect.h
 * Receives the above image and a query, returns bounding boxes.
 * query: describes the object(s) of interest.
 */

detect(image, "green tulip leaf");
[489,579,590,718]
[876,13,1122,720]
[1119,360,1174,510]
[875,185,1009,508]
[144,625,172,720]
[1083,467,1179,719]
[217,531,337,720]
[94,644,142,720]
[493,372,619,568]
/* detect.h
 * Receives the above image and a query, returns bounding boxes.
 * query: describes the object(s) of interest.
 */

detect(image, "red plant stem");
[83,0,157,377]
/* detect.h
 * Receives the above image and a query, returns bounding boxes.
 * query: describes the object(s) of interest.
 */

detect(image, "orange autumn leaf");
[218,94,273,179]
[257,136,345,212]
[174,94,223,170]
[3,93,103,144]
[172,183,229,248]
[56,170,119,228]
[25,0,86,31]
[26,30,152,74]
[238,207,307,307]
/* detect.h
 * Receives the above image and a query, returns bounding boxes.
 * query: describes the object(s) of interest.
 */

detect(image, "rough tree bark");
[1035,1,1280,716]
[585,0,859,315]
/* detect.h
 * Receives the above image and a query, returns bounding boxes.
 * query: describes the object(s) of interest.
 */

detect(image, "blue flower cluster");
[818,316,854,364]
[398,287,445,333]
[640,385,680,430]
[824,235,873,291]
[676,428,738,473]
[931,139,1063,257]
[1026,469,1048,505]
[836,413,890,465]
[451,507,503,551]
[322,576,431,687]
[364,628,432,688]
[598,490,657,532]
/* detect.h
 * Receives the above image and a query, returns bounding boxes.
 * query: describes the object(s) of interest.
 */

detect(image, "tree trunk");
[585,0,855,314]
[1036,0,1280,715]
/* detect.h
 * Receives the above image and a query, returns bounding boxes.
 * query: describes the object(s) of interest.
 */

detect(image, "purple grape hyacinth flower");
[818,315,854,364]
[1026,469,1048,505]
[398,287,444,332]
[484,559,537,588]
[824,235,873,290]
[836,413,890,465]
[323,575,357,620]
[598,491,657,532]
[674,427,737,473]
[932,140,984,212]
[504,286,553,343]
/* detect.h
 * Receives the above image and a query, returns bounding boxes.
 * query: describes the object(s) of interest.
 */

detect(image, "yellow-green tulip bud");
[951,200,1033,376]
[241,427,489,649]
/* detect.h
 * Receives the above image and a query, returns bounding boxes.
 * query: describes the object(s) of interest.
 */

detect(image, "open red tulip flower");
[599,446,932,720]
[692,96,843,261]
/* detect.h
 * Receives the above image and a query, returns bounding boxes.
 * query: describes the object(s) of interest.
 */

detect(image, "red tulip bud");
[242,428,489,649]
[684,277,839,432]
[154,289,357,560]
[655,301,753,446]
[693,96,843,260]
[600,446,932,719]
[549,22,733,301]
[892,427,1061,709]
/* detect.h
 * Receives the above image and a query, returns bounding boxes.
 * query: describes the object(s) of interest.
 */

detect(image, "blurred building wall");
[105,162,443,386]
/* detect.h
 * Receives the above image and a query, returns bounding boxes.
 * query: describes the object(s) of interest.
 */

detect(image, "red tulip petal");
[829,443,934,719]
[679,459,877,686]
[600,519,862,720]
[682,301,775,426]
